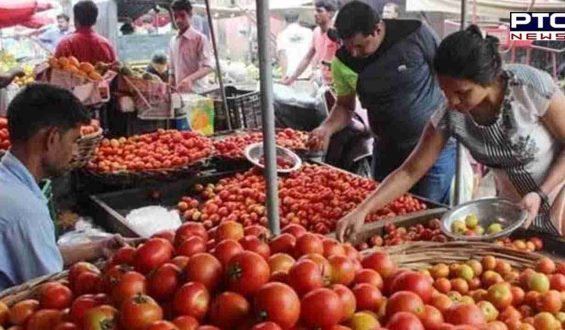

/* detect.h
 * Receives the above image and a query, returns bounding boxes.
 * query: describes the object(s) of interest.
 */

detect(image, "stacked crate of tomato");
[0,117,9,153]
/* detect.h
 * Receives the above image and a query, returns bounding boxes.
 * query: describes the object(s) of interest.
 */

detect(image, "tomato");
[386,291,424,320]
[355,269,384,290]
[110,270,147,306]
[287,259,323,296]
[196,326,220,330]
[343,244,361,262]
[134,238,174,274]
[353,283,383,312]
[177,237,207,258]
[486,283,513,310]
[171,256,190,271]
[9,299,39,325]
[82,305,118,330]
[268,253,295,274]
[240,235,271,260]
[108,246,136,267]
[386,312,425,330]
[184,253,223,292]
[418,305,444,330]
[331,284,356,322]
[281,224,306,238]
[74,271,101,296]
[445,304,486,326]
[99,264,130,294]
[173,282,210,320]
[148,263,182,301]
[226,251,270,296]
[25,309,62,330]
[293,233,323,258]
[362,252,397,279]
[39,282,73,310]
[175,222,208,246]
[173,316,199,330]
[68,262,100,291]
[0,301,8,325]
[328,255,355,286]
[244,224,271,239]
[214,239,243,267]
[146,320,180,330]
[216,221,244,242]
[251,322,282,330]
[322,239,346,258]
[254,282,300,329]
[54,322,79,330]
[300,288,343,328]
[152,230,176,245]
[538,290,562,314]
[120,294,163,330]
[70,295,102,325]
[389,271,433,303]
[209,292,250,329]
[269,234,296,255]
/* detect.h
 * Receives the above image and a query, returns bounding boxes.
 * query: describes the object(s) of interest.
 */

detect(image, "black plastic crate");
[206,86,261,131]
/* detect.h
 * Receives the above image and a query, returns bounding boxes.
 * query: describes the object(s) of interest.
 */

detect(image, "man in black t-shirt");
[310,0,456,204]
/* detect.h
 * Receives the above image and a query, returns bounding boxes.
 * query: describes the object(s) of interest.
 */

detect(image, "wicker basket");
[364,241,544,271]
[68,128,104,170]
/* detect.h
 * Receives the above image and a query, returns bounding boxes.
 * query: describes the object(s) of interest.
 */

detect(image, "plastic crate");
[39,179,58,239]
[206,86,261,131]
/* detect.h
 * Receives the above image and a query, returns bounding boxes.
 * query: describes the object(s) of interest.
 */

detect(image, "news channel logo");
[510,12,565,41]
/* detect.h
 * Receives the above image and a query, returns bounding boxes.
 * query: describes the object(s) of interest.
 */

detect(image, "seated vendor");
[145,52,169,82]
[0,84,124,290]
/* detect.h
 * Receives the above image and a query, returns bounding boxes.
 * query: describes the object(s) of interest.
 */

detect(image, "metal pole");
[454,0,467,205]
[204,0,232,130]
[255,0,281,235]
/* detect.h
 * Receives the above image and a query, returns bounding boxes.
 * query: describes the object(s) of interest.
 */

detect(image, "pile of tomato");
[4,220,565,330]
[0,117,9,152]
[258,156,295,170]
[80,119,101,137]
[213,129,307,159]
[178,165,427,235]
[360,220,545,253]
[87,129,214,173]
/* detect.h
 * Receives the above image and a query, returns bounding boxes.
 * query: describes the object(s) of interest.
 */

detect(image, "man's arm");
[282,46,316,84]
[59,235,133,266]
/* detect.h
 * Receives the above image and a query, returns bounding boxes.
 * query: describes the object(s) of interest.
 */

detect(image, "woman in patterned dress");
[336,25,565,241]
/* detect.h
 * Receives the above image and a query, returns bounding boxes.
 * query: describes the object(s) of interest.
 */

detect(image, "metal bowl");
[244,142,302,174]
[440,198,528,241]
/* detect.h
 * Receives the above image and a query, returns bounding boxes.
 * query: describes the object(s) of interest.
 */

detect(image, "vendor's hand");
[179,77,194,92]
[519,192,542,229]
[336,209,366,243]
[308,125,332,152]
[281,76,295,86]
[98,234,144,258]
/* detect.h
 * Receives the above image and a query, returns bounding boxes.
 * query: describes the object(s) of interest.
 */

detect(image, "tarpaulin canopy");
[406,0,565,18]
[0,0,57,29]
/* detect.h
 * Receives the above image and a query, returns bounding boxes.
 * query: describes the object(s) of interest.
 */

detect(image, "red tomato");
[74,271,101,296]
[389,271,433,303]
[133,238,174,274]
[239,235,271,260]
[196,326,220,330]
[213,239,243,267]
[281,224,306,238]
[148,263,182,301]
[353,283,383,312]
[293,233,323,258]
[177,237,206,258]
[331,284,356,322]
[208,292,250,329]
[152,230,176,245]
[25,309,62,330]
[386,291,424,320]
[110,270,147,307]
[328,255,355,286]
[146,320,180,330]
[287,259,323,296]
[251,322,282,330]
[322,239,346,258]
[445,304,486,327]
[9,299,40,325]
[108,246,136,267]
[82,305,118,330]
[171,256,190,271]
[269,234,296,255]
[216,221,244,242]
[418,305,444,330]
[70,295,102,325]
[175,222,208,246]
[254,282,301,329]
[173,316,199,330]
[68,262,100,291]
[226,251,270,296]
[362,252,397,279]
[185,253,223,292]
[300,288,343,328]
[268,253,296,274]
[173,282,210,320]
[120,294,163,330]
[386,311,425,330]
[54,322,79,330]
[39,282,73,310]
[354,269,384,290]
[343,244,361,261]
[244,224,271,239]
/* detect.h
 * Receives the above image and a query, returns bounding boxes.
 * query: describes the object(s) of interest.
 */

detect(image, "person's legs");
[411,143,456,205]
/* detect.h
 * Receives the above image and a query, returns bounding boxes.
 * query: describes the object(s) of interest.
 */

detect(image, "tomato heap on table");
[87,129,214,173]
[0,117,9,152]
[177,165,427,235]
[213,129,307,159]
[80,119,101,137]
[5,221,565,330]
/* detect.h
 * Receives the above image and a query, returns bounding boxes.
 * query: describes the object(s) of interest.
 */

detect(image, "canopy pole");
[204,0,231,130]
[454,0,467,206]
[255,0,281,235]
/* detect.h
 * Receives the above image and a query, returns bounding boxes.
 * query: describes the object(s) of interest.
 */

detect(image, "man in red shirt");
[55,0,116,64]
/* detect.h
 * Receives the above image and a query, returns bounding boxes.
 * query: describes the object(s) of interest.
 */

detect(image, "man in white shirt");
[277,11,313,79]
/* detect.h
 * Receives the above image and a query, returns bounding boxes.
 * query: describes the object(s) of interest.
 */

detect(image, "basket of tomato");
[0,116,9,156]
[67,119,104,170]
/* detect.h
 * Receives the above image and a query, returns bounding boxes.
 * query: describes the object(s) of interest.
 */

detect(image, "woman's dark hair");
[335,1,380,40]
[73,0,98,27]
[433,25,502,86]
[7,84,90,143]
[171,0,193,13]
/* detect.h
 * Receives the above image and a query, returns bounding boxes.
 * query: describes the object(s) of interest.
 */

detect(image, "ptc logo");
[510,12,565,41]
